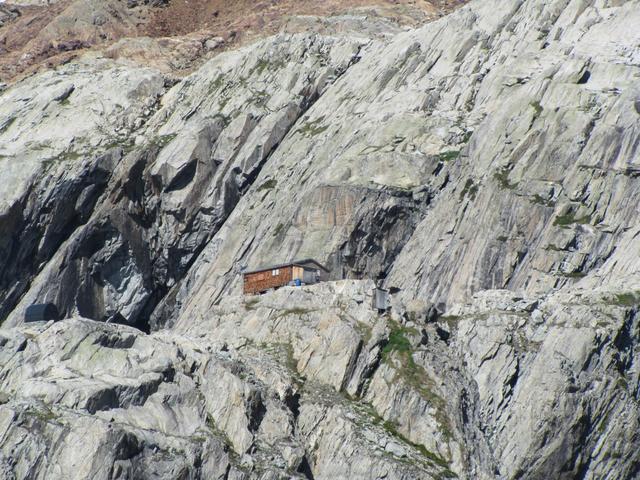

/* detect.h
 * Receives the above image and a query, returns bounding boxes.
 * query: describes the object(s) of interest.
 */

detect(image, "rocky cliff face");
[1,0,639,479]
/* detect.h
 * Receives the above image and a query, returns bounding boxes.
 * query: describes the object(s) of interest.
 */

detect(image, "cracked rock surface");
[1,0,640,478]
[0,283,460,479]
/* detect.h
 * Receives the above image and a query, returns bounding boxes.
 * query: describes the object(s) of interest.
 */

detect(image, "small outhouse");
[372,288,391,313]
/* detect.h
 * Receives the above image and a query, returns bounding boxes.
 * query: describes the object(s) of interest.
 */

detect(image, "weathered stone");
[1,0,640,478]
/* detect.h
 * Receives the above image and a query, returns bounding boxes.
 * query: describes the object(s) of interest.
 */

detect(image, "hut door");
[292,266,304,281]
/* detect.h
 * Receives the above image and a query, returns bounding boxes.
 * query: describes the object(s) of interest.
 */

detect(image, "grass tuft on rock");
[382,322,454,440]
[381,418,455,475]
[382,325,413,359]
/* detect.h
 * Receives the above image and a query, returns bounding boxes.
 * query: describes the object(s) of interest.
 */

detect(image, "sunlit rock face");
[1,0,639,478]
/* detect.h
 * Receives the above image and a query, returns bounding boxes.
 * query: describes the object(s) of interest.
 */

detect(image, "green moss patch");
[459,178,478,201]
[296,116,329,137]
[611,292,640,307]
[553,212,592,227]
[382,322,453,440]
[42,149,84,168]
[494,166,518,190]
[560,271,587,279]
[256,179,277,192]
[27,405,59,424]
[530,194,556,207]
[530,101,543,118]
[273,223,284,237]
[151,133,178,149]
[207,75,226,95]
[381,325,414,359]
[243,297,261,310]
[437,150,461,162]
[277,307,314,317]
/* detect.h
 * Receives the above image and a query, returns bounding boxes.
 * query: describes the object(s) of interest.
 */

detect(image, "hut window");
[272,269,280,276]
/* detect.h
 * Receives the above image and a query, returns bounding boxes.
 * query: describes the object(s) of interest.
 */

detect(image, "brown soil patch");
[0,2,73,80]
[145,0,441,39]
[0,1,92,82]
[0,0,468,84]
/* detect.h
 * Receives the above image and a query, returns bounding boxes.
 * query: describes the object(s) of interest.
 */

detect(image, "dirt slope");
[0,0,468,83]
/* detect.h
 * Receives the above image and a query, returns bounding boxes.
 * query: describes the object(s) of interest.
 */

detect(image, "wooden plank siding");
[243,265,294,295]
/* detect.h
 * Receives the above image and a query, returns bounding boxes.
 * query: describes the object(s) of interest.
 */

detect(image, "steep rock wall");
[0,0,639,479]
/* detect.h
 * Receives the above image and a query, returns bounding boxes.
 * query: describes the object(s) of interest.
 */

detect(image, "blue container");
[294,279,302,287]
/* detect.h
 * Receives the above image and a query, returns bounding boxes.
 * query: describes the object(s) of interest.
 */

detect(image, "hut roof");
[244,258,329,275]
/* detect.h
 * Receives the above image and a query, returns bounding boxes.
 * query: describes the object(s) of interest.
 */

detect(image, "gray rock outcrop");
[0,283,461,479]
[1,0,639,478]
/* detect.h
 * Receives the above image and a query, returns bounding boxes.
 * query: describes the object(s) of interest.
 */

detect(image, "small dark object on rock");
[436,326,450,342]
[576,70,591,85]
[127,0,169,7]
[56,40,89,52]
[425,304,442,323]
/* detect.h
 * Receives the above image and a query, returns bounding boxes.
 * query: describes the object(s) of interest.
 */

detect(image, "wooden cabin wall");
[243,266,293,294]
